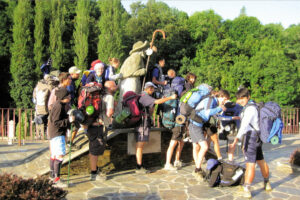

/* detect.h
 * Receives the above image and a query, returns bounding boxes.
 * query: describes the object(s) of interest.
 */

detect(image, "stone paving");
[0,134,300,200]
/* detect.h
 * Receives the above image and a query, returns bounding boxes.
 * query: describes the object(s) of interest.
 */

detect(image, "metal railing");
[282,108,299,134]
[0,107,299,146]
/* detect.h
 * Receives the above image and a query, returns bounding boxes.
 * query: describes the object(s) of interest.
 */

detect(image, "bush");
[0,173,67,200]
[290,148,300,167]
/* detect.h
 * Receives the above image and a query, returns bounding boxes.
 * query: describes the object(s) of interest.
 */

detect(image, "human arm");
[154,94,177,104]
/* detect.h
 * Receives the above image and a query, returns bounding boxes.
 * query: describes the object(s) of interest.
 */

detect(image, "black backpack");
[205,159,245,187]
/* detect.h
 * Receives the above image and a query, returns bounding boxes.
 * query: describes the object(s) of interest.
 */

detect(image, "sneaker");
[90,172,107,181]
[53,178,68,188]
[164,163,177,171]
[135,167,149,174]
[192,169,206,182]
[174,160,184,168]
[242,188,252,198]
[264,181,272,191]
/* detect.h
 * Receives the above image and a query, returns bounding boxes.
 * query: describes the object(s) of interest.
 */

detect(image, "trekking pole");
[67,124,73,187]
[141,29,166,89]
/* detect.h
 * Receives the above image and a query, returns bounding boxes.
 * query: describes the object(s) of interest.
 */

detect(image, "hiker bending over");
[189,90,226,182]
[67,66,81,106]
[228,88,271,198]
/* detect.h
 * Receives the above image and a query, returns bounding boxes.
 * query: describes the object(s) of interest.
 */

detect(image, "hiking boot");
[174,160,184,168]
[90,172,107,181]
[192,169,206,182]
[53,178,68,188]
[164,163,177,171]
[264,181,272,191]
[135,167,149,174]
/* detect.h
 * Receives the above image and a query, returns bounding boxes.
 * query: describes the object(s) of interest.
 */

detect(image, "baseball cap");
[144,82,157,89]
[68,66,81,74]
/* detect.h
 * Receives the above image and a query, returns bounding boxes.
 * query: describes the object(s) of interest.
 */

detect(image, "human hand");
[232,116,240,120]
[152,45,157,52]
[146,48,153,56]
[220,105,227,111]
[171,94,177,100]
[163,80,168,85]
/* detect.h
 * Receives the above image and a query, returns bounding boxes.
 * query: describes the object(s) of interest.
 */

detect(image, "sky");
[121,0,300,29]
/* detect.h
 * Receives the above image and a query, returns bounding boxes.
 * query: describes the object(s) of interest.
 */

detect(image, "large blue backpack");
[171,76,185,96]
[179,84,212,117]
[249,102,283,144]
[162,97,178,129]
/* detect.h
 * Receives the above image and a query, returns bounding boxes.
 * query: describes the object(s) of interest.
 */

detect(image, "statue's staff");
[142,29,166,89]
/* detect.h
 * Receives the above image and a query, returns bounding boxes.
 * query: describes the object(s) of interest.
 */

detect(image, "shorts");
[243,131,264,163]
[171,126,184,141]
[87,126,106,156]
[203,122,218,136]
[189,123,206,143]
[136,121,150,142]
[50,136,66,157]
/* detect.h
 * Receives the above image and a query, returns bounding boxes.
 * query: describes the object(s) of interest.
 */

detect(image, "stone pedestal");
[127,131,161,155]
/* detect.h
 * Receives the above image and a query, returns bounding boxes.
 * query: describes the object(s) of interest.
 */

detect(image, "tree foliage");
[0,0,299,108]
[9,0,34,108]
[73,0,90,71]
[97,0,129,63]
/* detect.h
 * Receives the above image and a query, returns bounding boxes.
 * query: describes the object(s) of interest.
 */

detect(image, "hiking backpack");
[171,76,186,97]
[122,91,143,127]
[248,101,283,144]
[161,91,178,129]
[205,159,245,187]
[176,84,212,124]
[78,82,103,116]
[33,76,59,115]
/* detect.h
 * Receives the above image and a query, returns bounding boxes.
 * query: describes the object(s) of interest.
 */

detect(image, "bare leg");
[175,140,184,162]
[195,141,208,169]
[257,160,269,178]
[210,133,222,159]
[245,162,256,184]
[89,154,98,171]
[193,143,200,164]
[136,141,146,165]
[166,140,178,165]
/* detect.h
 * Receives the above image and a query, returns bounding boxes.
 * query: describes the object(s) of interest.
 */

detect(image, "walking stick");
[67,124,73,187]
[141,29,166,89]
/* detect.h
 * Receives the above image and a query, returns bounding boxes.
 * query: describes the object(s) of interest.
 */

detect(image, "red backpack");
[78,82,103,115]
[122,91,143,126]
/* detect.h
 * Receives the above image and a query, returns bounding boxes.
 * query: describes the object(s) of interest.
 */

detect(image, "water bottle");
[115,107,131,124]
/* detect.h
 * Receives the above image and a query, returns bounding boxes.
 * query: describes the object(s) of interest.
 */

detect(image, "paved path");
[1,134,300,200]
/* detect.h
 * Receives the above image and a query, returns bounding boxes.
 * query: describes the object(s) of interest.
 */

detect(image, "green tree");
[34,0,46,78]
[9,0,34,108]
[49,0,66,70]
[97,0,129,63]
[73,0,90,71]
[0,0,15,107]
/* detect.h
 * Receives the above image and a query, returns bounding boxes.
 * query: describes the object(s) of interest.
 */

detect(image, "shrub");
[290,148,300,167]
[0,173,67,200]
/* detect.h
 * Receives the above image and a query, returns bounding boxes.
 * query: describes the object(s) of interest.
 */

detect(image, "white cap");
[68,66,81,74]
[144,82,157,89]
[94,63,105,70]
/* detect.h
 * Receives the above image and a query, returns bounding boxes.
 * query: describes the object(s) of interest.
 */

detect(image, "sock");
[195,167,201,172]
[264,177,269,183]
[243,183,251,191]
[91,166,99,174]
[136,164,142,169]
[54,159,63,178]
[50,158,55,178]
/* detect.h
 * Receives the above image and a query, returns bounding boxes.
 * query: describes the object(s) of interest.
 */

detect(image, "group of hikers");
[32,40,280,198]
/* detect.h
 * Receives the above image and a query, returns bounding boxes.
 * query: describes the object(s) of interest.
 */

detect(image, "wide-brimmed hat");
[129,41,149,55]
[69,66,81,74]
